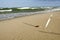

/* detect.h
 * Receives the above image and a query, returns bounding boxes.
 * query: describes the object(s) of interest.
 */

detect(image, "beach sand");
[0,11,60,40]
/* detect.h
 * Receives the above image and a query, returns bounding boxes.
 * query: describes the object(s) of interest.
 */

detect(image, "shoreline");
[0,9,60,21]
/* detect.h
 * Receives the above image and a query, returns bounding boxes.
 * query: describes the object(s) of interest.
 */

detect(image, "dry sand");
[0,11,60,40]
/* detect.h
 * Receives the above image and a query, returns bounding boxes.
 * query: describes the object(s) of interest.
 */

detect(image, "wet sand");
[0,11,60,40]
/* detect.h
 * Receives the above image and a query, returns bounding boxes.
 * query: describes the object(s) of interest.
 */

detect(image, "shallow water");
[0,12,38,20]
[0,9,58,20]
